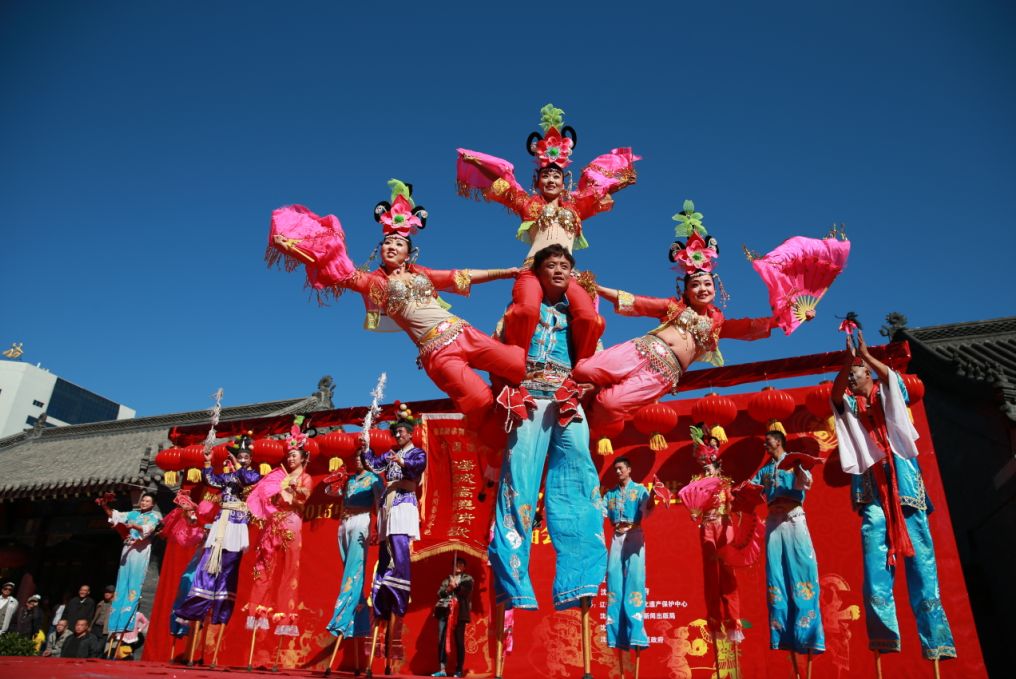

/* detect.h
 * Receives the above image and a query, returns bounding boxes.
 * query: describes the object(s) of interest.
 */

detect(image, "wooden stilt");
[790,650,800,679]
[580,597,593,679]
[806,650,813,679]
[874,650,883,679]
[353,637,361,677]
[616,648,625,679]
[169,635,178,663]
[246,624,258,671]
[710,627,721,679]
[272,634,284,672]
[210,623,225,669]
[494,604,506,679]
[634,648,641,679]
[324,632,343,677]
[384,612,395,675]
[365,619,381,678]
[933,657,941,679]
[187,620,202,666]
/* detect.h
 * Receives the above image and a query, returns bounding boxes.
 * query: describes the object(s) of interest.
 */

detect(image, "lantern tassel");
[768,419,787,435]
[186,468,202,483]
[709,425,728,445]
[259,463,272,476]
[328,457,343,472]
[597,437,614,456]
[649,433,668,451]
[164,471,178,486]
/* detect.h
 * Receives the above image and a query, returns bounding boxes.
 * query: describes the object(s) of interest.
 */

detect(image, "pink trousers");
[571,339,673,429]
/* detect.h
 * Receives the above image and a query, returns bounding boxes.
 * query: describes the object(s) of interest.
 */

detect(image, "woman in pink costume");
[245,423,314,640]
[268,180,524,431]
[456,103,639,362]
[573,200,830,429]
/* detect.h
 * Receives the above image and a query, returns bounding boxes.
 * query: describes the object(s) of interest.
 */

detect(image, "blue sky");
[2,1,1014,416]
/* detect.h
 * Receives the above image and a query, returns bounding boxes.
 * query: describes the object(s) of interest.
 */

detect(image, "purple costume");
[363,444,427,618]
[174,465,261,624]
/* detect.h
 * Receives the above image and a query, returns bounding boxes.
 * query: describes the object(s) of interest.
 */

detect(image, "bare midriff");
[650,325,700,371]
[385,273,456,343]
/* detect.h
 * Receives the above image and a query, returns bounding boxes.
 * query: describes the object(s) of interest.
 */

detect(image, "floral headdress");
[285,416,309,452]
[526,103,577,170]
[373,179,428,241]
[690,424,721,467]
[670,199,719,277]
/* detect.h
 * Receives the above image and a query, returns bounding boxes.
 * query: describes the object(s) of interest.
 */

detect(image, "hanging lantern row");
[747,386,795,434]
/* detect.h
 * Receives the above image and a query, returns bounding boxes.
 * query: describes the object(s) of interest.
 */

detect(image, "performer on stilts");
[361,405,427,677]
[749,430,826,677]
[488,244,607,679]
[174,433,262,666]
[831,329,955,674]
[243,421,314,670]
[323,452,383,676]
[267,179,525,436]
[456,103,639,363]
[98,490,162,658]
[161,490,215,662]
[575,201,847,429]
[603,456,654,679]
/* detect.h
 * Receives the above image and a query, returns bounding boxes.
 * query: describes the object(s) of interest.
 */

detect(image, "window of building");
[33,399,44,408]
[47,378,120,425]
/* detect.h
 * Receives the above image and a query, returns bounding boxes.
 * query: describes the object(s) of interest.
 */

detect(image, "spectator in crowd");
[91,585,114,647]
[115,611,148,660]
[43,619,72,657]
[431,557,474,678]
[64,585,96,626]
[61,619,101,659]
[14,594,45,639]
[0,582,17,633]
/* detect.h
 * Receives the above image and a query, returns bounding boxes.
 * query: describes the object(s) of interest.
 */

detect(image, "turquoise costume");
[108,508,162,634]
[327,470,383,638]
[836,371,955,660]
[603,481,650,650]
[489,299,607,610]
[750,457,825,653]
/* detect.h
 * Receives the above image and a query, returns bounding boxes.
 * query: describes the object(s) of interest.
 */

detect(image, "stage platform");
[0,657,413,679]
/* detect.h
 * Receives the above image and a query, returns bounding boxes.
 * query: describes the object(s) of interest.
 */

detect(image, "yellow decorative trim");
[453,269,472,295]
[617,290,635,314]
[491,178,511,196]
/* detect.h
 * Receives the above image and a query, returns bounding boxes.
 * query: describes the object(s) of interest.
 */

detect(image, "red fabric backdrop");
[144,385,986,678]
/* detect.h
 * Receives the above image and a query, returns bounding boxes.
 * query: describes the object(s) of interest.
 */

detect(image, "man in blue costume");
[488,244,607,679]
[603,456,652,678]
[831,330,955,671]
[750,430,825,672]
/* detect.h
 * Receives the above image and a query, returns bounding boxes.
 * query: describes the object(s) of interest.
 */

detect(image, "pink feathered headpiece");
[374,179,427,241]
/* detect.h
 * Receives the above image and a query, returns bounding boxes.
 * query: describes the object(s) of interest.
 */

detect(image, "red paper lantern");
[181,444,206,469]
[252,438,285,466]
[633,403,678,451]
[368,429,395,451]
[154,447,183,472]
[748,386,796,434]
[691,392,738,443]
[901,374,925,403]
[211,444,229,467]
[317,431,357,457]
[591,419,625,456]
[805,381,834,420]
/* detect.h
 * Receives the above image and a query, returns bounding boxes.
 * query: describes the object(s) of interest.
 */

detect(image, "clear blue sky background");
[2,1,1014,416]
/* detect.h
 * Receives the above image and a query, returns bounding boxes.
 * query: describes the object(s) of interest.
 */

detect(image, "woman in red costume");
[245,422,314,643]
[573,201,782,429]
[456,103,639,362]
[268,180,525,431]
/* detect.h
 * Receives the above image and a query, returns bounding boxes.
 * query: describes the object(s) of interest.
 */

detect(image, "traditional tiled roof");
[0,394,324,501]
[897,316,1016,420]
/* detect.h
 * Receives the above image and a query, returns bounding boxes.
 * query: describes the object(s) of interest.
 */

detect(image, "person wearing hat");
[13,594,45,639]
[244,420,314,644]
[90,585,115,643]
[175,432,261,629]
[831,330,955,665]
[0,581,17,634]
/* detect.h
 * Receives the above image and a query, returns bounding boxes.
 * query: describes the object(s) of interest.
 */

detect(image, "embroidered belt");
[634,334,683,391]
[416,317,467,358]
[521,358,573,395]
[342,506,372,519]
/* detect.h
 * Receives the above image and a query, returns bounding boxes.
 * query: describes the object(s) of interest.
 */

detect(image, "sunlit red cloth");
[751,236,851,335]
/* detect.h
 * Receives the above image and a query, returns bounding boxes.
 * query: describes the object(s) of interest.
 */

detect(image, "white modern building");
[0,359,135,438]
